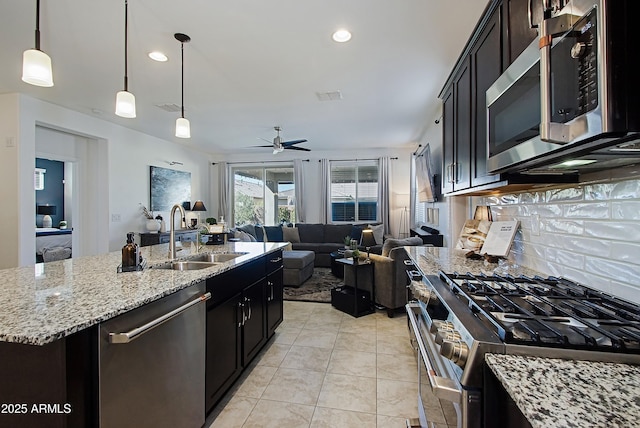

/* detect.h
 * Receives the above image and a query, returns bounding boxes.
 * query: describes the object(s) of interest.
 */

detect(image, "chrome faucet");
[168,203,187,260]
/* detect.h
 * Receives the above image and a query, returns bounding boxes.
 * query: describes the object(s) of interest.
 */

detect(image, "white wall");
[0,93,213,266]
[216,147,414,236]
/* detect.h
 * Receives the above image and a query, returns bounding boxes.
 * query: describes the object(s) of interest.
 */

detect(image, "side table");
[329,251,345,278]
[331,258,374,317]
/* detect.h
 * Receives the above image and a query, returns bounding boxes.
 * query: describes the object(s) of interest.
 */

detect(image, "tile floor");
[205,300,457,428]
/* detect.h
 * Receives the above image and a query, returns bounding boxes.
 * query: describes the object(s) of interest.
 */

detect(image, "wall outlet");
[111,214,121,222]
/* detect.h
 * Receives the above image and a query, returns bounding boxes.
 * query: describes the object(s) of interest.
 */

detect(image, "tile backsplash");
[479,178,640,305]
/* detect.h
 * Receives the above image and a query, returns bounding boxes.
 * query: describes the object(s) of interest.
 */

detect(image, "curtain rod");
[212,159,310,165]
[317,157,398,162]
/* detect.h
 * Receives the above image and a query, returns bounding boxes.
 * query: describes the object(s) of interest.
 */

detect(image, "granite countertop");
[0,241,287,346]
[486,353,640,428]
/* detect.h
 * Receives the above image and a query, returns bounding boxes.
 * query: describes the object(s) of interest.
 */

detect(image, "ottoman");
[282,250,315,287]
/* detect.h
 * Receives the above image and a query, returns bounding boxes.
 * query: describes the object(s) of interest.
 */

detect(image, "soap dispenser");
[122,232,140,268]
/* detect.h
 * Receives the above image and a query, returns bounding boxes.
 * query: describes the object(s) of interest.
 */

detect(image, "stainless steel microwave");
[486,0,640,174]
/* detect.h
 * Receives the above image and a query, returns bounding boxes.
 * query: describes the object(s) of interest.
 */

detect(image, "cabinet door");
[266,267,283,338]
[205,292,242,413]
[442,87,455,194]
[242,279,267,365]
[471,6,502,187]
[453,57,472,192]
[505,0,542,65]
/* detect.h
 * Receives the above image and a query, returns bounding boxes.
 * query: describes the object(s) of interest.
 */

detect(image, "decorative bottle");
[122,232,140,268]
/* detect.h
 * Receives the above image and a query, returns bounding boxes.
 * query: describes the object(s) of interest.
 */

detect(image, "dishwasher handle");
[109,292,211,344]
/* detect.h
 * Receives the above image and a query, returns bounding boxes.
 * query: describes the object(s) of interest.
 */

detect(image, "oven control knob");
[435,330,462,345]
[440,340,469,368]
[430,320,454,333]
[571,42,587,59]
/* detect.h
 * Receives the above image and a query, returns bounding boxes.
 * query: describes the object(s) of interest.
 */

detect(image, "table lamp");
[361,229,376,261]
[37,204,57,228]
[192,200,207,227]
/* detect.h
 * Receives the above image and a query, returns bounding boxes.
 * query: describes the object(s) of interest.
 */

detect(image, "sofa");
[232,223,386,267]
[344,237,424,317]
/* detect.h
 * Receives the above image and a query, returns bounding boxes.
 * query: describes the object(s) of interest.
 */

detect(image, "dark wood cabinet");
[204,251,283,413]
[442,57,472,193]
[504,0,542,66]
[471,5,503,187]
[139,230,198,247]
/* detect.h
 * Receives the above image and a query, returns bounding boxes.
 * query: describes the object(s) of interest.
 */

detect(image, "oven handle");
[539,11,583,144]
[406,303,462,403]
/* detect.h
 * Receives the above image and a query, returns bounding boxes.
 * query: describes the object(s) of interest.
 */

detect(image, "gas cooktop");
[440,272,640,353]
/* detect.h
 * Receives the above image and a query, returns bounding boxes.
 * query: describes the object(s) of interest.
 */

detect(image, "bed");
[36,228,72,262]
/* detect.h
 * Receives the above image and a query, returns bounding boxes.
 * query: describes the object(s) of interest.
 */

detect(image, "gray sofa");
[233,223,384,267]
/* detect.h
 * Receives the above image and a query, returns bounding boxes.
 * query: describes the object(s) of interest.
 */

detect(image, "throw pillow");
[368,224,384,245]
[234,230,255,242]
[237,224,257,240]
[255,225,267,242]
[282,226,301,243]
[264,225,284,242]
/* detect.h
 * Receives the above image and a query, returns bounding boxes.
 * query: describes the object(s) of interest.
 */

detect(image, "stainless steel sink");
[191,253,246,263]
[155,261,219,271]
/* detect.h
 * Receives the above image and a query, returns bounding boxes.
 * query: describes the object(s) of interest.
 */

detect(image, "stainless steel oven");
[486,0,640,174]
[406,271,640,428]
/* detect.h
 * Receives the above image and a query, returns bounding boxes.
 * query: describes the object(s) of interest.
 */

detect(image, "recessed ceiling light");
[148,51,168,62]
[332,29,352,43]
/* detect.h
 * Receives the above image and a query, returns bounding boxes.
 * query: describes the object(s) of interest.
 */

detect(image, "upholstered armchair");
[345,237,423,317]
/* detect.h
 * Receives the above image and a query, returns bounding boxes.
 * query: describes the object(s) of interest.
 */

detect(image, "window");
[330,160,378,222]
[232,166,295,226]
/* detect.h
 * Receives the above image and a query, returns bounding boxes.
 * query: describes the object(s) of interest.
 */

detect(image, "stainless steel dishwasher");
[99,282,210,428]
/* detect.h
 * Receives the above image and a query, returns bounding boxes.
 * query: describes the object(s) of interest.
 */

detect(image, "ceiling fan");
[256,126,309,154]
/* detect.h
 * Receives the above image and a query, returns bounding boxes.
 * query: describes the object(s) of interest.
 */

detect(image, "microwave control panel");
[573,9,598,116]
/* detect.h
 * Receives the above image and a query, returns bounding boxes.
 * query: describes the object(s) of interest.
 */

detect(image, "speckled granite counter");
[0,241,286,345]
[405,246,543,297]
[486,353,640,428]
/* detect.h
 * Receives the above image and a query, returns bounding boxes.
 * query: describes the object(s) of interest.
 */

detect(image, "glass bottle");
[122,232,140,268]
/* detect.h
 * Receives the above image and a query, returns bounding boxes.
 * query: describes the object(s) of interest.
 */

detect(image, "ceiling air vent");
[316,90,343,101]
[155,103,182,112]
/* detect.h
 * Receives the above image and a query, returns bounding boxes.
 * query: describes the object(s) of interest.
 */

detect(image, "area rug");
[283,267,342,303]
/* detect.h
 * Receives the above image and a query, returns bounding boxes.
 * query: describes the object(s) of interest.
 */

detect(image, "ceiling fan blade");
[257,137,273,144]
[285,146,311,151]
[282,139,307,146]
[253,144,275,148]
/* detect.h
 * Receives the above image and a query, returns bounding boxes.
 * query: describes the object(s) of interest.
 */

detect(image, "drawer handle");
[109,293,211,344]
[270,257,282,263]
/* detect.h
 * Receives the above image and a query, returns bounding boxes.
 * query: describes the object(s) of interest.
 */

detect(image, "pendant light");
[115,0,136,118]
[22,0,54,87]
[175,33,191,138]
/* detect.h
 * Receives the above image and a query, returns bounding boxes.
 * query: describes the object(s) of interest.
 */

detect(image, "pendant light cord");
[180,40,185,118]
[123,0,129,91]
[35,0,41,50]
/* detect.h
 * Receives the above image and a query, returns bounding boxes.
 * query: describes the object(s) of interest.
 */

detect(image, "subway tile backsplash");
[481,177,640,305]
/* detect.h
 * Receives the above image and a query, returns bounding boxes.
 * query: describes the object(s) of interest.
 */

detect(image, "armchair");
[345,237,423,317]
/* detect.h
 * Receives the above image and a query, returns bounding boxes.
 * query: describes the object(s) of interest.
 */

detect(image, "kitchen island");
[485,353,640,428]
[0,240,287,427]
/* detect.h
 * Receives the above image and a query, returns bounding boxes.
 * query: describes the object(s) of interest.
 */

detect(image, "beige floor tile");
[208,395,257,428]
[377,414,415,428]
[339,315,378,334]
[255,343,291,367]
[280,345,332,372]
[234,365,278,399]
[317,373,377,414]
[293,329,338,349]
[261,367,325,405]
[377,352,417,382]
[242,399,315,428]
[311,304,346,320]
[334,331,377,353]
[377,334,415,356]
[303,316,342,331]
[376,317,410,337]
[327,349,377,378]
[273,326,302,345]
[377,378,418,418]
[310,407,376,428]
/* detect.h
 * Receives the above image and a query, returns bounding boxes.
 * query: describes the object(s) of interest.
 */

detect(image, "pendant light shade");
[115,0,136,118]
[22,0,54,87]
[175,117,191,138]
[175,33,191,139]
[115,90,136,118]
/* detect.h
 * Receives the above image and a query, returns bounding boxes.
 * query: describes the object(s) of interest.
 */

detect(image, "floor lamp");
[396,194,410,238]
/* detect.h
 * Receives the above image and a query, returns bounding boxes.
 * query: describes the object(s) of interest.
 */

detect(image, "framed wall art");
[149,166,191,211]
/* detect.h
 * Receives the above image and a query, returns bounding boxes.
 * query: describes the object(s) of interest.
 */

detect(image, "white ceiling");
[0,0,488,155]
